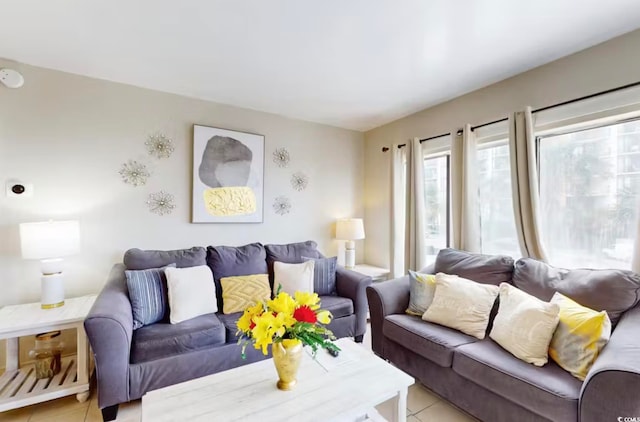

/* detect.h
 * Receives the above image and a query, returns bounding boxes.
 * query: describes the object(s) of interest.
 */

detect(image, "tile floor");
[1,326,477,422]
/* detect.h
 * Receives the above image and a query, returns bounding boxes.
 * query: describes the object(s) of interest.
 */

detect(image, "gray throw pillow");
[125,264,176,330]
[303,256,337,296]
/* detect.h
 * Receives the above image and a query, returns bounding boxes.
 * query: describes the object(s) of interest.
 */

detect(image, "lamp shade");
[20,220,80,260]
[335,218,365,240]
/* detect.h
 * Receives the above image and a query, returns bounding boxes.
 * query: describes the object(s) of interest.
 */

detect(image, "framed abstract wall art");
[192,125,264,223]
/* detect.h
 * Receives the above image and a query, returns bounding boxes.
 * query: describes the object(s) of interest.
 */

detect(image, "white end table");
[352,264,390,282]
[0,295,96,412]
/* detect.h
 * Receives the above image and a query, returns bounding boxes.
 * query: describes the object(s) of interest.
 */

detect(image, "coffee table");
[142,338,414,422]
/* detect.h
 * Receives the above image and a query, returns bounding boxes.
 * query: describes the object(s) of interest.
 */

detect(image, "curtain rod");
[532,80,640,114]
[382,79,640,152]
[381,132,450,152]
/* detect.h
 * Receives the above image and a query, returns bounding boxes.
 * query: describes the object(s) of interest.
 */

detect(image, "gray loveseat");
[367,248,640,422]
[85,241,371,421]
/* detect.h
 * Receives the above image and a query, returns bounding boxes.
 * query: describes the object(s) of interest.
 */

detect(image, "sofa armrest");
[365,276,410,357]
[579,304,640,422]
[84,264,133,409]
[335,266,372,338]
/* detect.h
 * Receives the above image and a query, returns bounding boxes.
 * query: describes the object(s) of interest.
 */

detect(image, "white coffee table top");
[142,338,414,422]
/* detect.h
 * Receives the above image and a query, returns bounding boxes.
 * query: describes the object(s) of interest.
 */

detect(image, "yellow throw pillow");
[220,274,271,314]
[406,271,437,316]
[548,292,611,380]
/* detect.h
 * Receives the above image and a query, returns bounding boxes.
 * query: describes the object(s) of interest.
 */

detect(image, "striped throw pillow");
[125,264,175,329]
[303,256,337,296]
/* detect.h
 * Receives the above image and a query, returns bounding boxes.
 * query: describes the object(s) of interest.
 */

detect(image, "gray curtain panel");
[451,124,481,252]
[390,142,407,278]
[509,107,549,261]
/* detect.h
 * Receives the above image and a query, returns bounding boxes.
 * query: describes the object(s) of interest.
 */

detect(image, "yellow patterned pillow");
[549,292,611,380]
[220,274,271,314]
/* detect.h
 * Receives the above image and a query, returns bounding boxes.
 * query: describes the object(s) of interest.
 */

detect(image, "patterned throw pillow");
[406,270,436,316]
[490,283,560,366]
[548,292,611,380]
[221,274,271,314]
[125,264,176,330]
[302,256,337,296]
[422,273,499,339]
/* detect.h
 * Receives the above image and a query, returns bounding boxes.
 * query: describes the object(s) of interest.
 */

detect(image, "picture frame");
[192,125,264,223]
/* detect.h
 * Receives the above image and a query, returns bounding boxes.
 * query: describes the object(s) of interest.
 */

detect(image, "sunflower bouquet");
[236,289,340,357]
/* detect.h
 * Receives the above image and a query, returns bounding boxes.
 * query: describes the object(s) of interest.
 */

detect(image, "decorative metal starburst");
[145,133,175,159]
[119,160,150,186]
[272,148,291,168]
[146,191,176,216]
[290,172,309,191]
[273,196,291,215]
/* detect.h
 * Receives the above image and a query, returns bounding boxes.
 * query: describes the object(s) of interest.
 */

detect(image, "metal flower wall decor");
[146,190,176,215]
[119,160,150,186]
[145,133,175,159]
[272,147,290,168]
[273,196,291,215]
[290,172,309,191]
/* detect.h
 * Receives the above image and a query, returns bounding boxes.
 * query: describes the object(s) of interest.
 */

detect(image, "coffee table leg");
[392,388,407,422]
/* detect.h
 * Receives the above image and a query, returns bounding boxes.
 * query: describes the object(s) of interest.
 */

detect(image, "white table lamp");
[336,218,365,270]
[20,220,80,309]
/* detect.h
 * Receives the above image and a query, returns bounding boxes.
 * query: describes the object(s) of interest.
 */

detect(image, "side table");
[352,264,390,282]
[0,295,96,412]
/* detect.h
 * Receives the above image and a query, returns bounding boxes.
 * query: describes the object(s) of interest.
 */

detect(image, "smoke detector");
[0,68,24,88]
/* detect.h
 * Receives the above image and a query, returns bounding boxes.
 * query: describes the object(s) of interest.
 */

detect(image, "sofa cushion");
[217,312,242,342]
[319,295,354,319]
[130,313,225,363]
[206,243,268,310]
[453,339,582,422]
[383,314,477,367]
[124,247,206,270]
[512,257,640,325]
[434,248,515,286]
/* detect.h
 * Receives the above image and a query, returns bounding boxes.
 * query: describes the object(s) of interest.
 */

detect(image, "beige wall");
[0,60,364,367]
[363,28,640,268]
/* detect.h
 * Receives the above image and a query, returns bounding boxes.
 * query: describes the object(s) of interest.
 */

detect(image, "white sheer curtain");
[406,138,428,271]
[451,124,481,252]
[389,143,407,278]
[509,107,548,261]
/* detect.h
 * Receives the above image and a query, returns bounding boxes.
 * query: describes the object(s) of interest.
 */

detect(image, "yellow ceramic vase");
[272,339,303,391]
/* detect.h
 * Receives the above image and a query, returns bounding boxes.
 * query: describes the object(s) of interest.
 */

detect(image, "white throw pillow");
[490,283,560,366]
[273,261,315,295]
[165,265,218,324]
[422,273,499,339]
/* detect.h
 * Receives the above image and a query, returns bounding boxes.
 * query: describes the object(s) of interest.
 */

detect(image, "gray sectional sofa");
[85,241,371,421]
[367,248,640,422]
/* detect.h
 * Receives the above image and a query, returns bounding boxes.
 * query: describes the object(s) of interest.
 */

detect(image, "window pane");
[477,143,521,257]
[539,120,640,269]
[423,155,449,263]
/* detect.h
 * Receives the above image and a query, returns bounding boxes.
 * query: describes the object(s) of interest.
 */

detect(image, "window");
[421,134,452,264]
[538,119,640,269]
[477,141,521,257]
[423,154,449,260]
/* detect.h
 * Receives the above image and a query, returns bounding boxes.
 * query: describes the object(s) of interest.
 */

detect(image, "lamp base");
[41,272,65,309]
[344,240,356,270]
